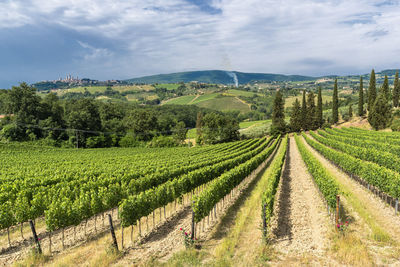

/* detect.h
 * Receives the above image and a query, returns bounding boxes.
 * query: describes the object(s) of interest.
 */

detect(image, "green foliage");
[313,130,400,174]
[173,121,188,144]
[295,134,339,208]
[261,135,287,230]
[358,76,364,116]
[380,75,390,100]
[192,137,279,222]
[303,132,400,199]
[146,136,177,148]
[271,90,286,135]
[348,105,353,118]
[202,113,239,144]
[332,79,339,123]
[120,137,273,226]
[393,71,400,108]
[391,118,400,132]
[306,91,318,130]
[368,69,376,112]
[301,90,307,130]
[368,93,392,130]
[317,87,323,127]
[289,98,302,132]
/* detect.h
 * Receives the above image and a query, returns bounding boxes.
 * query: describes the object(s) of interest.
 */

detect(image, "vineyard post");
[108,214,118,251]
[29,220,42,254]
[191,202,195,240]
[262,204,267,240]
[396,199,399,215]
[336,195,340,228]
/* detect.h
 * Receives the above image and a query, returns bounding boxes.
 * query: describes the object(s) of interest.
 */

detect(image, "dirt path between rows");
[269,137,331,261]
[303,134,400,243]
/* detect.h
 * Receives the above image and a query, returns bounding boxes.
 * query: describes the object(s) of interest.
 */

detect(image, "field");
[3,127,400,266]
[163,95,197,105]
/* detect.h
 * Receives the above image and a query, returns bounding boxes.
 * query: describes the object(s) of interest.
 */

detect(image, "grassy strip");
[211,135,287,266]
[294,134,339,209]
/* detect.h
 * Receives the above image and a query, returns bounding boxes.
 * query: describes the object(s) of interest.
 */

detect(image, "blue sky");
[0,0,400,88]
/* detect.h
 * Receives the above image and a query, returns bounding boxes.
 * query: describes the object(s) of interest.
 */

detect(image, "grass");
[195,96,250,113]
[190,93,220,105]
[301,135,392,243]
[225,89,260,98]
[285,94,333,109]
[205,141,285,266]
[164,95,197,105]
[239,120,270,129]
[330,231,372,266]
[154,83,181,90]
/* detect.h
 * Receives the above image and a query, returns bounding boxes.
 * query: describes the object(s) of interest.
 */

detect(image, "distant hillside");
[125,70,315,85]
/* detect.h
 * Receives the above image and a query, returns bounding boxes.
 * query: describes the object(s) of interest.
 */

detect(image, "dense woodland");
[0,83,240,147]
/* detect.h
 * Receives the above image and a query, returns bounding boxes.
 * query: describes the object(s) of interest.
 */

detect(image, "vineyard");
[2,127,400,266]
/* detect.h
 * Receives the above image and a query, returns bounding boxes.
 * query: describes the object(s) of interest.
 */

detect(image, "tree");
[172,121,188,144]
[358,76,364,116]
[332,79,339,123]
[301,90,307,130]
[380,75,389,100]
[368,69,376,112]
[195,112,203,145]
[394,71,400,108]
[271,90,286,134]
[306,92,317,130]
[123,109,158,141]
[349,105,353,118]
[202,113,239,144]
[290,98,302,132]
[317,87,323,128]
[369,93,392,130]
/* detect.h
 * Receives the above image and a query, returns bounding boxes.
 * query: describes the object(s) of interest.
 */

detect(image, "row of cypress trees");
[271,69,400,133]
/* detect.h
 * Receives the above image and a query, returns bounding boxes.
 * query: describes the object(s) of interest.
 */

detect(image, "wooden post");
[29,220,42,254]
[396,199,399,215]
[108,214,118,251]
[191,202,195,240]
[262,204,267,239]
[336,195,340,228]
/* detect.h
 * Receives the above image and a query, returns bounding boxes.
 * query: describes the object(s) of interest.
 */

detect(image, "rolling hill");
[125,70,315,85]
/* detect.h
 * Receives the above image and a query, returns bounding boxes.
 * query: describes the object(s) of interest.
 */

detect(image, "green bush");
[391,118,400,131]
[146,135,176,148]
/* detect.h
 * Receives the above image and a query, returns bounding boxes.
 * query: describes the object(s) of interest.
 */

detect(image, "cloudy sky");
[1,0,399,88]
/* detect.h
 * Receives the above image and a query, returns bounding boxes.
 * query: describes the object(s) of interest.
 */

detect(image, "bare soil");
[269,137,332,263]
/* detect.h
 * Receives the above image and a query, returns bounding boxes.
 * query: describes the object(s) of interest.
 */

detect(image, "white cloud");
[1,0,400,82]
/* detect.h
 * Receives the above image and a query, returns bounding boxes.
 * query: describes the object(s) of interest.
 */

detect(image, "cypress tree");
[332,79,339,123]
[368,69,376,112]
[380,75,389,100]
[358,76,364,116]
[317,86,323,127]
[394,71,399,107]
[301,90,307,130]
[271,90,286,134]
[306,92,317,130]
[289,98,302,132]
[196,112,203,144]
[369,93,392,130]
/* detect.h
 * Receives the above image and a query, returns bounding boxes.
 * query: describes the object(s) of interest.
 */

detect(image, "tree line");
[271,69,400,132]
[0,83,240,147]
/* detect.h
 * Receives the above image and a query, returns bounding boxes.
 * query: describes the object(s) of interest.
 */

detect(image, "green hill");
[125,70,314,85]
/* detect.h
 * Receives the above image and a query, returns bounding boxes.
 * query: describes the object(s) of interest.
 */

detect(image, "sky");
[1,0,400,88]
